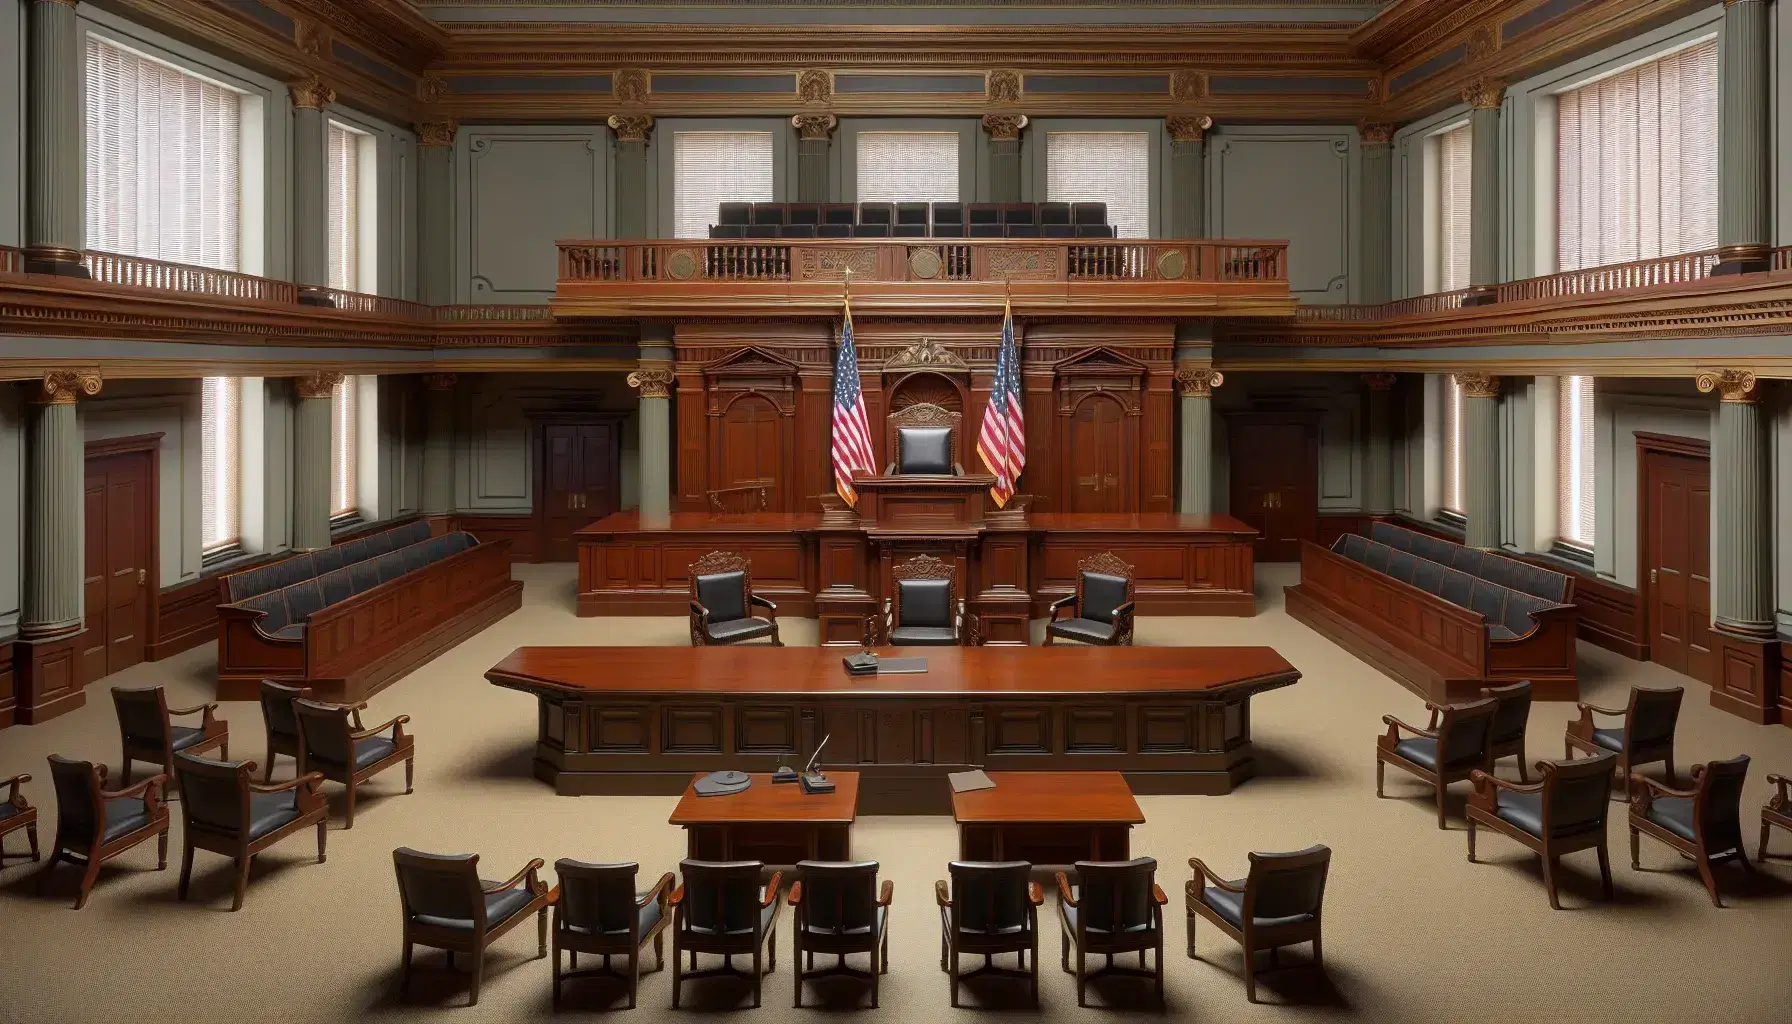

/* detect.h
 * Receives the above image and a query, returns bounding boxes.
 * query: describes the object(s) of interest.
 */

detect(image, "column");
[416,120,457,306]
[21,372,99,640]
[1166,114,1213,239]
[982,114,1027,203]
[23,0,86,276]
[1718,0,1773,275]
[608,115,654,238]
[1175,367,1221,516]
[291,372,341,550]
[631,325,675,529]
[1455,373,1501,548]
[1698,370,1775,637]
[1363,373,1398,516]
[1358,123,1396,305]
[420,373,457,518]
[291,76,336,304]
[1463,81,1504,304]
[792,114,836,204]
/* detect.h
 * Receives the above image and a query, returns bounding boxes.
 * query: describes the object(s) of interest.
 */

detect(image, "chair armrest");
[1028,881,1044,906]
[1770,774,1790,799]
[2,773,28,804]
[484,858,546,895]
[934,880,950,908]
[352,714,411,741]
[249,771,325,795]
[1380,715,1436,740]
[749,593,778,615]
[1048,594,1077,619]
[1469,769,1544,800]
[1576,701,1626,717]
[105,773,168,819]
[1055,872,1077,907]
[168,701,220,719]
[1188,858,1246,893]
[878,880,894,907]
[668,885,684,907]
[638,872,676,908]
[763,872,783,907]
[1629,773,1697,801]
[1113,600,1136,620]
[1152,883,1168,906]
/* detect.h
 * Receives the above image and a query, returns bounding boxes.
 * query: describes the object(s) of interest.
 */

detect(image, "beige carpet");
[2,563,1790,1024]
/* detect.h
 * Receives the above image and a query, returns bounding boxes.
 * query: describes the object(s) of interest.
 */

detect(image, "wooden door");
[539,422,621,562]
[1228,419,1318,562]
[1643,448,1712,679]
[1066,395,1128,513]
[718,395,785,511]
[80,451,153,684]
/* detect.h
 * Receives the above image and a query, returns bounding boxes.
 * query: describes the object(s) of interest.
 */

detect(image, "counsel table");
[486,645,1300,812]
[669,772,859,865]
[953,772,1143,864]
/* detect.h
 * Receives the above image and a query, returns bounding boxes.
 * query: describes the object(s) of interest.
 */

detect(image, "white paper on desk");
[947,770,995,793]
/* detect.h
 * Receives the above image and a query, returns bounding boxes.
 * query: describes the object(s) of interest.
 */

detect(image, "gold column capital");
[981,113,1028,142]
[1461,78,1506,110]
[1166,114,1214,145]
[1452,372,1500,399]
[421,373,459,392]
[289,75,336,111]
[295,371,345,400]
[1358,122,1396,146]
[627,368,675,399]
[1174,366,1223,398]
[1697,369,1760,403]
[34,371,101,405]
[1362,373,1399,392]
[791,113,838,141]
[608,114,655,143]
[416,120,459,148]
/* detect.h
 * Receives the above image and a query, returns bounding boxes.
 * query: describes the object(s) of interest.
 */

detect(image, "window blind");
[1046,131,1150,238]
[327,123,362,291]
[84,36,241,270]
[331,375,358,516]
[855,131,959,203]
[1437,124,1473,292]
[1556,41,1718,271]
[1441,377,1463,514]
[673,131,774,240]
[201,377,240,552]
[1556,375,1596,547]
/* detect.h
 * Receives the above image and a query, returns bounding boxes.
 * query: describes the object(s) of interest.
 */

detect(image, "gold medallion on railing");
[665,249,699,281]
[908,247,943,280]
[1156,249,1187,280]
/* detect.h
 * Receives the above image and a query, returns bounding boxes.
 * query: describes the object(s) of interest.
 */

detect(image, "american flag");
[830,298,878,506]
[976,297,1026,507]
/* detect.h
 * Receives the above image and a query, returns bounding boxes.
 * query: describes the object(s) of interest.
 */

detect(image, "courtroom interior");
[2,1,1792,1022]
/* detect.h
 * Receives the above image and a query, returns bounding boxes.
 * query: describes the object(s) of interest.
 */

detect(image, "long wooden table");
[953,772,1143,864]
[486,645,1300,812]
[668,772,859,865]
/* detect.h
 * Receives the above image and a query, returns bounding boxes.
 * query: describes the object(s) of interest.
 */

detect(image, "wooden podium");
[853,473,995,536]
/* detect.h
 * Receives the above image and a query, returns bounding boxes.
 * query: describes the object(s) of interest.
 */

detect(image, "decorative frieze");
[613,69,649,104]
[798,69,833,104]
[986,69,1021,105]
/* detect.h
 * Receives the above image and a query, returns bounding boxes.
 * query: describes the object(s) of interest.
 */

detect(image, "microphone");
[800,734,835,794]
[802,734,830,776]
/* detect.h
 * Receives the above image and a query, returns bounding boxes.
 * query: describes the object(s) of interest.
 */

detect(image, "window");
[1556,41,1718,271]
[1046,131,1150,238]
[201,377,240,554]
[1434,124,1473,292]
[327,122,365,291]
[331,375,358,517]
[84,35,241,270]
[673,131,774,240]
[1556,376,1595,549]
[1440,376,1463,515]
[855,131,959,202]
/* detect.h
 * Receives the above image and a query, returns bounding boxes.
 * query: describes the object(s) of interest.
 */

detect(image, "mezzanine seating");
[708,201,1114,239]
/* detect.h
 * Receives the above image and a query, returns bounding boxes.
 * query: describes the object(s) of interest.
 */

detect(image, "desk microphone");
[799,734,835,794]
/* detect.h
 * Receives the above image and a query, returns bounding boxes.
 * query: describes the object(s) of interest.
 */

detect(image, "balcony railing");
[0,245,20,275]
[84,249,298,304]
[315,287,434,319]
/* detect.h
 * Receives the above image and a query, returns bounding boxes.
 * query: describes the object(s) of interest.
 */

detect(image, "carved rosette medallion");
[797,69,833,105]
[1461,78,1506,110]
[35,371,101,405]
[981,113,1028,142]
[1170,69,1206,103]
[417,120,458,148]
[607,114,654,143]
[419,73,448,104]
[986,247,1056,280]
[1466,26,1498,63]
[1452,372,1501,399]
[613,69,649,105]
[294,371,344,400]
[664,250,700,281]
[295,17,328,58]
[289,75,337,111]
[1165,114,1213,145]
[908,247,943,280]
[1156,249,1188,280]
[887,338,968,371]
[1358,122,1396,147]
[986,69,1021,106]
[422,373,459,392]
[798,247,878,281]
[1174,367,1222,398]
[1362,372,1398,392]
[627,368,675,399]
[791,113,838,141]
[1697,369,1760,404]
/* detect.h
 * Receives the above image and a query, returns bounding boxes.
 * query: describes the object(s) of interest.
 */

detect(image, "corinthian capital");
[295,371,345,400]
[289,75,336,111]
[416,120,459,148]
[1451,373,1500,399]
[627,368,675,399]
[35,371,101,405]
[1175,367,1223,398]
[1697,369,1760,403]
[608,114,655,143]
[1166,114,1214,145]
[1461,78,1506,110]
[791,113,838,142]
[981,113,1028,142]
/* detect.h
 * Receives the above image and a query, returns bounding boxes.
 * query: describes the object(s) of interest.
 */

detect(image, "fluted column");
[1167,115,1212,239]
[420,373,457,517]
[609,115,654,238]
[792,114,836,204]
[416,121,457,306]
[291,76,336,304]
[982,114,1028,203]
[292,372,341,550]
[632,326,674,529]
[24,0,86,276]
[1463,81,1504,304]
[1698,370,1775,637]
[1175,367,1221,515]
[1718,0,1773,275]
[1455,373,1501,548]
[1363,373,1398,516]
[1358,123,1396,304]
[21,371,100,639]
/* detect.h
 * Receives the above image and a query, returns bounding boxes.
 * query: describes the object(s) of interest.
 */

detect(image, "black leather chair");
[258,679,319,782]
[1057,858,1166,1007]
[822,203,856,226]
[937,860,1041,1007]
[670,860,783,1009]
[1376,696,1498,829]
[885,403,962,477]
[878,554,964,646]
[717,202,751,226]
[1467,753,1618,909]
[1046,552,1136,646]
[1040,202,1072,226]
[750,203,787,227]
[293,698,415,828]
[42,755,170,909]
[857,202,894,227]
[687,550,781,646]
[551,859,675,1008]
[394,848,551,1007]
[791,860,892,1009]
[0,773,38,864]
[1480,681,1534,781]
[1765,774,1792,861]
[112,685,229,789]
[174,752,327,911]
[1565,685,1683,798]
[1629,754,1753,906]
[1187,846,1330,1003]
[1072,201,1108,227]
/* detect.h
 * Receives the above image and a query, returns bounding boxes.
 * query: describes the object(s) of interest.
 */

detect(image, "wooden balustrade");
[317,288,434,319]
[1298,289,1471,321]
[84,249,298,303]
[1495,248,1720,302]
[0,245,20,275]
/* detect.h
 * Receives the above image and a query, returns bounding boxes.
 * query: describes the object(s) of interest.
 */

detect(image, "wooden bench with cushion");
[218,519,433,604]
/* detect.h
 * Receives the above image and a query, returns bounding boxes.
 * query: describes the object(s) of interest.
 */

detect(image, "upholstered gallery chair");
[0,772,39,864]
[1045,552,1137,647]
[1375,696,1498,829]
[42,755,170,909]
[1466,753,1618,910]
[550,859,675,1009]
[258,680,317,782]
[393,848,552,1007]
[687,550,782,647]
[878,553,965,646]
[885,403,963,476]
[293,698,415,828]
[669,859,783,1009]
[1628,754,1753,907]
[1765,774,1792,861]
[1056,858,1167,1008]
[1186,845,1332,1003]
[936,860,1042,1008]
[791,860,894,1008]
[173,751,327,910]
[1479,681,1535,781]
[112,685,229,789]
[1564,685,1683,798]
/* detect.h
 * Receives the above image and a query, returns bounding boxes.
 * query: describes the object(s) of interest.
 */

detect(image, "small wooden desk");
[668,772,859,865]
[952,772,1144,865]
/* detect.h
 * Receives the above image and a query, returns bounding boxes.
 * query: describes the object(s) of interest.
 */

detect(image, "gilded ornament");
[607,114,655,142]
[1358,122,1395,146]
[1696,369,1760,403]
[797,69,833,105]
[289,75,337,111]
[1362,373,1399,392]
[664,250,699,281]
[981,113,1028,142]
[419,73,449,104]
[791,113,837,141]
[1451,372,1500,398]
[613,69,650,105]
[1169,69,1206,103]
[1174,367,1222,398]
[1165,114,1213,145]
[627,368,675,399]
[1155,249,1188,280]
[416,120,459,148]
[986,69,1021,106]
[35,371,101,405]
[886,339,967,371]
[1465,26,1497,63]
[295,18,327,59]
[1461,78,1506,109]
[422,373,459,392]
[907,248,943,280]
[294,372,345,400]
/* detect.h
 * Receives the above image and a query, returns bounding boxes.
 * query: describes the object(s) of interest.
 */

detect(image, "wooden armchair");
[258,680,318,782]
[293,698,415,828]
[42,755,170,909]
[1629,754,1752,907]
[0,773,39,864]
[112,685,229,789]
[688,550,782,647]
[670,859,783,1009]
[1376,697,1498,829]
[791,860,893,1008]
[393,848,551,1007]
[1479,681,1534,782]
[174,752,328,911]
[877,553,966,646]
[1187,845,1331,1003]
[1056,858,1167,1008]
[1045,552,1137,647]
[1565,685,1682,798]
[1763,774,1792,861]
[884,402,963,476]
[551,859,674,1009]
[1467,753,1617,910]
[937,861,1042,1008]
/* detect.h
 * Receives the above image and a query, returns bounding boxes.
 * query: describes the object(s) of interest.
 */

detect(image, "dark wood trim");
[12,633,85,726]
[1634,431,1711,687]
[83,432,162,686]
[1632,431,1710,460]
[83,431,165,459]
[0,641,14,730]
[1708,630,1783,726]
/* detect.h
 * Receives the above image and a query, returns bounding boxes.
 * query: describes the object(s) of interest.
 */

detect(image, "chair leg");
[1761,821,1772,862]
[232,854,251,912]
[1155,931,1165,1006]
[948,939,959,1007]
[469,949,484,1007]
[1435,779,1447,829]
[539,907,549,956]
[793,937,803,1007]
[400,942,413,999]
[1629,825,1641,869]
[405,757,415,795]
[158,827,168,870]
[1466,817,1477,862]
[1030,933,1040,1007]
[1515,755,1528,784]
[671,939,683,1009]
[1542,855,1561,911]
[27,823,39,861]
[317,820,328,862]
[74,854,102,910]
[551,940,562,1009]
[1075,941,1086,1008]
[1312,933,1324,968]
[264,743,276,783]
[1186,912,1196,958]
[753,944,763,1009]
[1375,758,1384,798]
[1597,842,1613,902]
[178,841,195,901]
[1695,855,1723,908]
[872,941,881,1009]
[345,780,357,830]
[628,948,640,1010]
[656,929,665,971]
[1245,947,1258,1003]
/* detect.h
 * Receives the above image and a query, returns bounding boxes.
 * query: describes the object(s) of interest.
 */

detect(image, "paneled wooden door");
[1227,417,1318,563]
[1065,394,1131,513]
[79,450,154,685]
[1642,446,1712,680]
[716,394,786,511]
[539,422,622,562]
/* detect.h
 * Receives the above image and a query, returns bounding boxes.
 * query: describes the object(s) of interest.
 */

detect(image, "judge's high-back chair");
[884,402,962,476]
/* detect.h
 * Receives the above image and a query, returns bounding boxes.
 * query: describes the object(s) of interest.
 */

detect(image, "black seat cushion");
[415,885,537,931]
[169,726,211,752]
[707,617,774,642]
[100,797,152,844]
[1200,884,1316,930]
[897,579,952,629]
[1080,573,1129,624]
[696,571,748,623]
[1047,617,1117,644]
[686,900,778,936]
[897,427,953,474]
[272,623,306,640]
[568,898,662,938]
[889,625,958,645]
[312,736,398,772]
[798,905,885,938]
[1590,728,1625,752]
[1059,900,1153,935]
[247,790,302,840]
[1495,791,1605,839]
[1645,796,1697,843]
